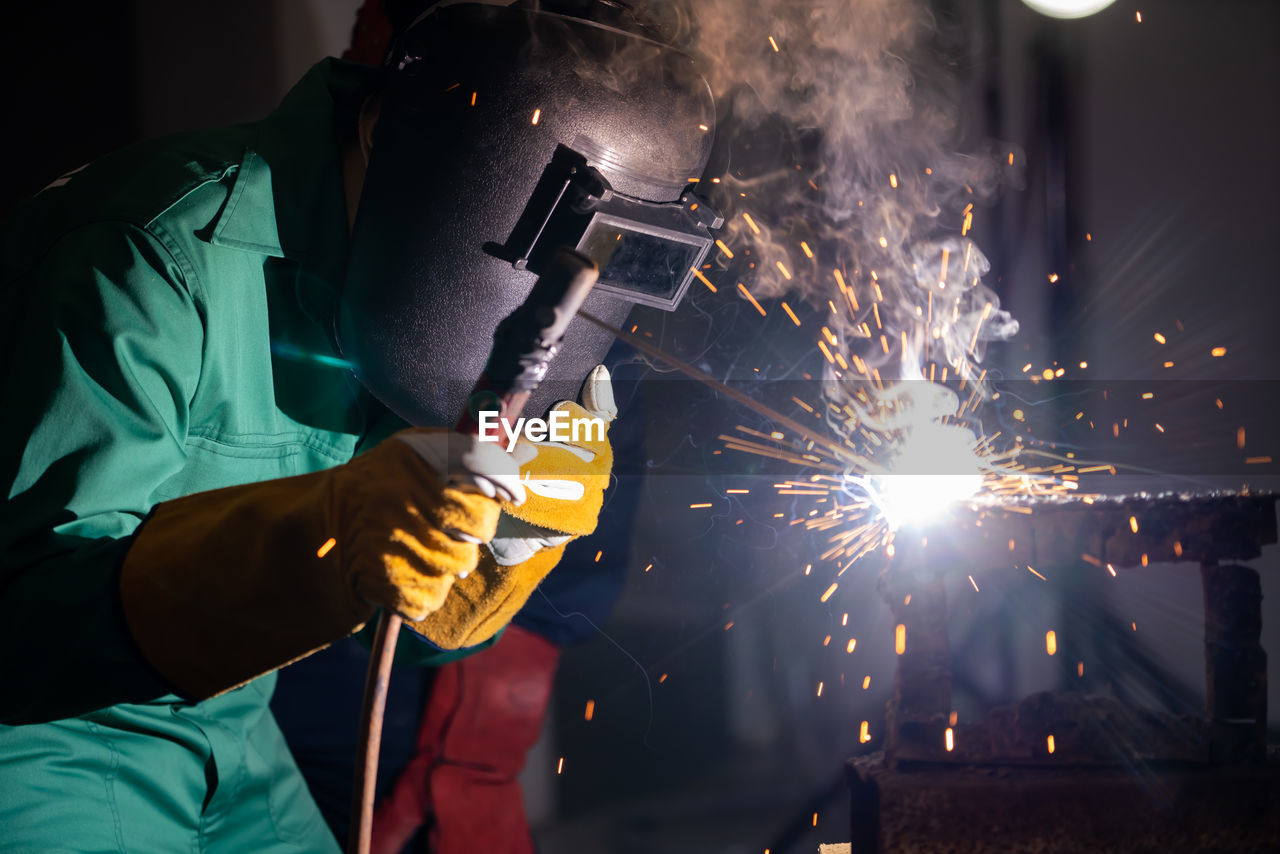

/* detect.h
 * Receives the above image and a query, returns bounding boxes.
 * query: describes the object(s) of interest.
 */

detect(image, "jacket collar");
[208,59,376,322]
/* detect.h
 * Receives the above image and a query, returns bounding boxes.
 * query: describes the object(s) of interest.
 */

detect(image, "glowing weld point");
[316,537,336,558]
[870,419,983,530]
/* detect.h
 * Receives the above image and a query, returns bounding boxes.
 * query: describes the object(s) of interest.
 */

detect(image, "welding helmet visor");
[337,0,720,426]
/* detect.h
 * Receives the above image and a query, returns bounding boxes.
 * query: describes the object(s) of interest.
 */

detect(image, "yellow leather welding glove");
[120,429,523,699]
[410,365,616,649]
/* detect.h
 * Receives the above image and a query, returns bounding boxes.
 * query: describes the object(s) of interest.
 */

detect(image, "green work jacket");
[0,59,487,853]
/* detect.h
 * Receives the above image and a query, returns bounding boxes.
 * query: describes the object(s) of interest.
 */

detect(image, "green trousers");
[0,674,341,854]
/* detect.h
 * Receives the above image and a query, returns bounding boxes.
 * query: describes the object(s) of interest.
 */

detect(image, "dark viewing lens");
[579,221,703,299]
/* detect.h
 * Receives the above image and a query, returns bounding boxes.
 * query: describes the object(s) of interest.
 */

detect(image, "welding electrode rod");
[577,310,854,462]
[349,249,599,854]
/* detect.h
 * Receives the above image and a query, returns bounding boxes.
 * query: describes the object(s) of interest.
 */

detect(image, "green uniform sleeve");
[0,221,204,724]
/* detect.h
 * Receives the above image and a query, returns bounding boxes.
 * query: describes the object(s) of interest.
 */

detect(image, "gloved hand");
[119,429,522,699]
[410,365,617,649]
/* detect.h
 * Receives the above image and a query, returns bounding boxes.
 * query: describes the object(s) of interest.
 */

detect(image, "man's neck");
[341,140,367,235]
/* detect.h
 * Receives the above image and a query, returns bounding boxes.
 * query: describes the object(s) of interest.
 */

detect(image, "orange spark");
[691,267,717,293]
[737,282,767,316]
[316,537,337,558]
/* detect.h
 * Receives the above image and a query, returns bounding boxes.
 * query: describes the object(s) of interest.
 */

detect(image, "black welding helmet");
[338,0,722,426]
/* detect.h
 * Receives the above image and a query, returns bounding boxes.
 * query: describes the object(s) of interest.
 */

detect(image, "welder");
[0,1,718,851]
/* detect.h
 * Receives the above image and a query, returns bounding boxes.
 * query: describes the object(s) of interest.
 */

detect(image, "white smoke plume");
[660,0,1020,413]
